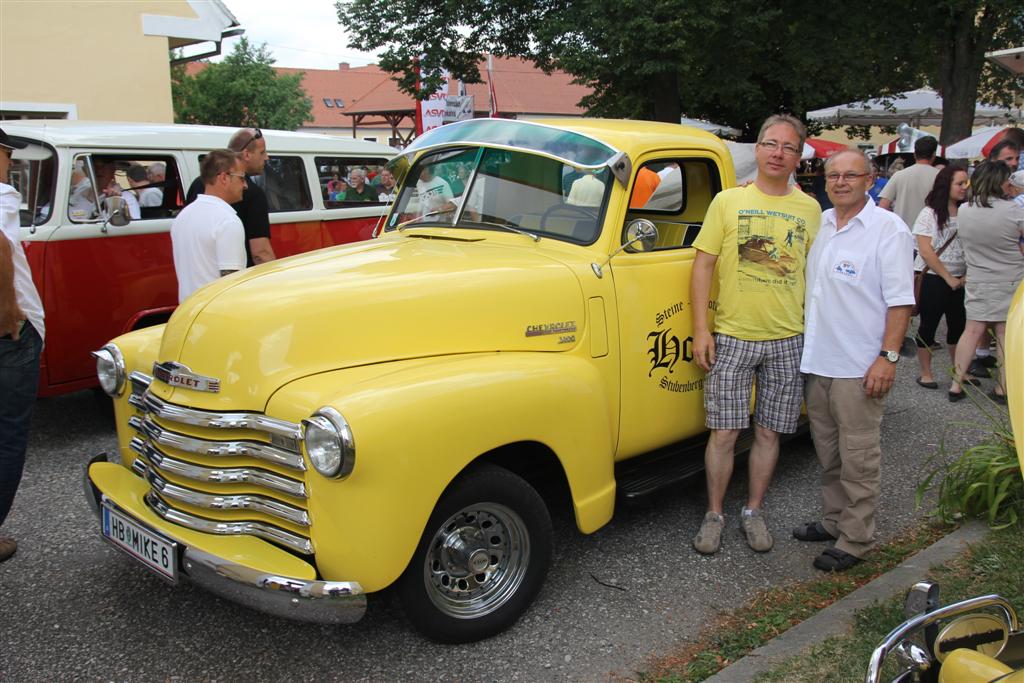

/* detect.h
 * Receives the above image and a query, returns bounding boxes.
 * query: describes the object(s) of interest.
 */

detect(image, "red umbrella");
[805,138,850,158]
[945,126,1010,159]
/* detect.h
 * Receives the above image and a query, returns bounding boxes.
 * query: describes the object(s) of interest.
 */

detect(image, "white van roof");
[0,120,395,156]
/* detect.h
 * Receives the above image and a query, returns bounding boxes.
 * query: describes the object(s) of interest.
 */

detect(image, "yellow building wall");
[0,1,196,122]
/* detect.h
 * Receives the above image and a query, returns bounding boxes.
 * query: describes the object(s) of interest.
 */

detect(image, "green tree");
[914,0,1024,145]
[337,0,1022,141]
[172,37,313,130]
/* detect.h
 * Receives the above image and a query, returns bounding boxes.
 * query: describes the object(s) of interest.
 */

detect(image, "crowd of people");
[324,165,398,203]
[692,122,1022,573]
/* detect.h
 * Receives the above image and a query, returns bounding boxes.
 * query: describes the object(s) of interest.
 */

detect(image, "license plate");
[102,504,178,582]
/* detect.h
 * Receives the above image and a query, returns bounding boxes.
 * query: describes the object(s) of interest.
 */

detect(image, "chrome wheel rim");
[422,502,530,619]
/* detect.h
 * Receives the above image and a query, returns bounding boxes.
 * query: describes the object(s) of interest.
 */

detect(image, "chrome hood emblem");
[152,361,221,393]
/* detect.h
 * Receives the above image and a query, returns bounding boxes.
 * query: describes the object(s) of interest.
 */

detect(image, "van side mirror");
[102,196,132,229]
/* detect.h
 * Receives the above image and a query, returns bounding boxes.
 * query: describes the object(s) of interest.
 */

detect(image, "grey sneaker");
[740,508,773,552]
[693,511,725,555]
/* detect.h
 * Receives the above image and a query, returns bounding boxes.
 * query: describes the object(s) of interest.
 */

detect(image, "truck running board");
[615,427,766,499]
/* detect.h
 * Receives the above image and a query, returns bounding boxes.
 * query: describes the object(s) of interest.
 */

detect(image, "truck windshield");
[386,146,611,244]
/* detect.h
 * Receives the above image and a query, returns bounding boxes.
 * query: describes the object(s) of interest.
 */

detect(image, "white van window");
[68,154,182,223]
[316,156,391,207]
[9,148,55,227]
[263,156,312,212]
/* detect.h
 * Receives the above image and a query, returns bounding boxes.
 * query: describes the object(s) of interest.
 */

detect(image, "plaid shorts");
[703,333,804,433]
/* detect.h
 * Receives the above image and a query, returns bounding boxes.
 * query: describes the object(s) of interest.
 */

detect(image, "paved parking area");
[0,347,997,682]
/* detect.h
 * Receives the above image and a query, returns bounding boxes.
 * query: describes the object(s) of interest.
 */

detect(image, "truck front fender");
[267,352,617,592]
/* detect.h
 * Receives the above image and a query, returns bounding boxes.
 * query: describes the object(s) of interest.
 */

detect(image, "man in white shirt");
[0,127,45,563]
[415,166,456,218]
[142,162,166,207]
[793,149,915,572]
[171,150,248,302]
[878,136,939,227]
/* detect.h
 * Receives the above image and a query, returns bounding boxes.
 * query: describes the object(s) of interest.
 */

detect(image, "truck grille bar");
[129,437,307,499]
[147,493,313,555]
[128,415,305,473]
[126,372,313,555]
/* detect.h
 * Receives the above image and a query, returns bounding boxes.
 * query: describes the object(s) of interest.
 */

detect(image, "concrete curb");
[703,521,990,683]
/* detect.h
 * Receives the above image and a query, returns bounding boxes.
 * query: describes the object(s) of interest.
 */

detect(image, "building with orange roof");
[190,56,592,146]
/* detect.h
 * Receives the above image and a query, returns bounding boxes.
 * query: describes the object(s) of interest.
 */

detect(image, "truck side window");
[68,154,182,223]
[263,156,312,212]
[623,158,722,250]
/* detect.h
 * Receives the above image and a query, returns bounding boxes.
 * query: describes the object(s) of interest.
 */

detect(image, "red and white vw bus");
[3,121,395,396]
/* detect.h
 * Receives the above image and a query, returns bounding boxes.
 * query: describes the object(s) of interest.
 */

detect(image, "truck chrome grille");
[126,372,312,555]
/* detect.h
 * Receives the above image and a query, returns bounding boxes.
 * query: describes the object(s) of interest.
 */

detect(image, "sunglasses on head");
[240,128,263,151]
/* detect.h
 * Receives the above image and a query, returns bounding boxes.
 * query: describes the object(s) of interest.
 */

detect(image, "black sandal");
[792,521,837,542]
[813,547,862,572]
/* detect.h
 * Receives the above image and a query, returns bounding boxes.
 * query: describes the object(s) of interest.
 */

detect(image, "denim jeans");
[0,320,42,528]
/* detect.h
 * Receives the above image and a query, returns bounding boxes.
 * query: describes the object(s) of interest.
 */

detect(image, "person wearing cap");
[0,127,45,563]
[186,127,276,266]
[1010,169,1024,211]
[127,162,164,209]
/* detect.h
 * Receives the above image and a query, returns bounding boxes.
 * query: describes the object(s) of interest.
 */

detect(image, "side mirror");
[905,581,941,619]
[591,219,660,279]
[102,196,132,229]
[623,218,658,253]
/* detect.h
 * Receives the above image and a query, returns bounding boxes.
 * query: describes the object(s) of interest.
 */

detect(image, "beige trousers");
[804,375,885,558]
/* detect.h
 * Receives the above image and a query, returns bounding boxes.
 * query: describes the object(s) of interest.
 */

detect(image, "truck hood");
[152,234,586,411]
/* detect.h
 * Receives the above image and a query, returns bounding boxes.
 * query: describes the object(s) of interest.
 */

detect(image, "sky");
[211,0,381,70]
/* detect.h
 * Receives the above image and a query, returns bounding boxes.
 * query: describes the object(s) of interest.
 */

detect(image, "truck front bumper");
[84,453,366,625]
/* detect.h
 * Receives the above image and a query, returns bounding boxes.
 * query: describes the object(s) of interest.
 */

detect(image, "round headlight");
[302,407,355,478]
[92,344,126,396]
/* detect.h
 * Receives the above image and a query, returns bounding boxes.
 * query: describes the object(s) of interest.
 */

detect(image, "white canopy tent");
[679,117,741,137]
[808,88,1021,128]
[987,46,1024,75]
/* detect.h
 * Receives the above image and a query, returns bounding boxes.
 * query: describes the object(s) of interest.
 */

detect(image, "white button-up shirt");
[801,197,915,378]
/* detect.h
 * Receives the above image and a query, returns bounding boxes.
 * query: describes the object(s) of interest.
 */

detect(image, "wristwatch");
[880,350,900,363]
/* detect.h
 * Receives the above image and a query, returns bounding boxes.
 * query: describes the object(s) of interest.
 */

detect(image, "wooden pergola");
[345,110,417,147]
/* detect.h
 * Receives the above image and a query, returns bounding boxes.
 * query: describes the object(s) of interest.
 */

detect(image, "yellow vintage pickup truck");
[85,118,735,643]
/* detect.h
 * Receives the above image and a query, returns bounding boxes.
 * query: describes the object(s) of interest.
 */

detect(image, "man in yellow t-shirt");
[690,114,821,556]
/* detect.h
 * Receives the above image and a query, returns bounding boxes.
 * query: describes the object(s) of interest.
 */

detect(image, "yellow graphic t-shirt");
[692,184,821,341]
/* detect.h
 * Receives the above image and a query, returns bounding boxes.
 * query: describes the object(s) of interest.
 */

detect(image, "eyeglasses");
[825,172,869,183]
[758,140,801,156]
[223,171,247,180]
[239,128,263,151]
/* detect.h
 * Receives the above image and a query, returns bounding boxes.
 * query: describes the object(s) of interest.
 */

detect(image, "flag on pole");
[487,54,499,117]
[414,57,423,135]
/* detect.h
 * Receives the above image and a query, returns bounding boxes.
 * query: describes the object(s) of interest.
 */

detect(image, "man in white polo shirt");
[172,149,248,302]
[793,149,915,572]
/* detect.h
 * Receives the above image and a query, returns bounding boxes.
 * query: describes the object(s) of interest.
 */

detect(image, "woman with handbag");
[913,165,969,389]
[948,161,1024,403]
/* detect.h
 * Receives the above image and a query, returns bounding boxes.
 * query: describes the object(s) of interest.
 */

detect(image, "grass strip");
[754,525,1024,682]
[640,522,948,682]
